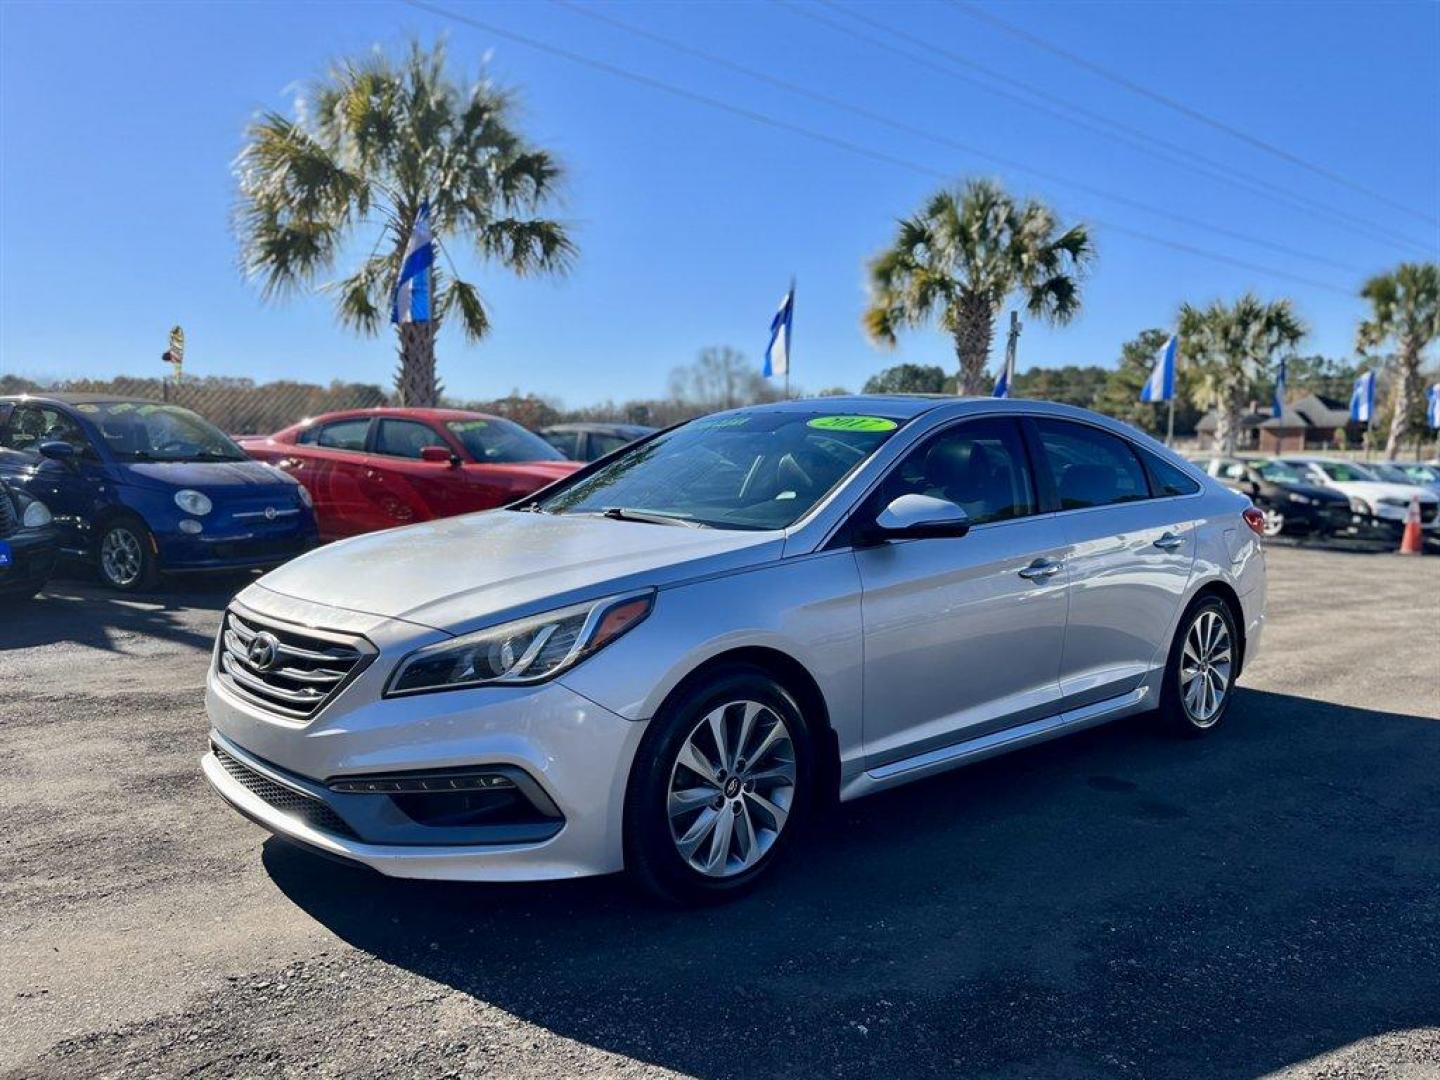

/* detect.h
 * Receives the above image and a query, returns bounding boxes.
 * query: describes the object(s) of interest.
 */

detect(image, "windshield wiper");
[597,507,709,529]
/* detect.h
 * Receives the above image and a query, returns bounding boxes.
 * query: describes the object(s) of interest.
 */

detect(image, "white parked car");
[203,397,1268,903]
[1278,456,1439,533]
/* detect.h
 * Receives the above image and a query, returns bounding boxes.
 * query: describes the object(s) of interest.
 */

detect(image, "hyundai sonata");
[203,396,1266,903]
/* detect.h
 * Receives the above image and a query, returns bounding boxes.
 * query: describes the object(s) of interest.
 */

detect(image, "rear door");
[855,416,1070,768]
[1029,417,1197,711]
[296,417,375,539]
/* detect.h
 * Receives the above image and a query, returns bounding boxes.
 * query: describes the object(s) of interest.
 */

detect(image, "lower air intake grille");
[214,745,357,839]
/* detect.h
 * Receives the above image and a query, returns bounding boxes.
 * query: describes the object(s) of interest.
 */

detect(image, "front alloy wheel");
[626,667,813,904]
[1260,509,1285,537]
[99,518,158,591]
[667,700,797,878]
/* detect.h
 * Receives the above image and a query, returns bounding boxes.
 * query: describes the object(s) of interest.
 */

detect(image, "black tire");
[96,514,160,592]
[624,666,816,905]
[1159,595,1239,738]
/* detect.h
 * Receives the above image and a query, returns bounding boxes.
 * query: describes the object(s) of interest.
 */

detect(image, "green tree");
[1179,295,1306,454]
[235,40,574,406]
[862,362,950,395]
[1092,331,1201,437]
[1012,364,1109,408]
[1357,263,1439,458]
[863,179,1093,395]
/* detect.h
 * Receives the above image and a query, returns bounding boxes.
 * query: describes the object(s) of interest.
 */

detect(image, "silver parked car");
[203,397,1267,903]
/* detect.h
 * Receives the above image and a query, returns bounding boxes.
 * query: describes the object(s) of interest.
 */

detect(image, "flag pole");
[786,278,794,400]
[1166,398,1175,448]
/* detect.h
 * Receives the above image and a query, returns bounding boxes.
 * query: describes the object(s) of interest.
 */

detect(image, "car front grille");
[0,488,16,538]
[213,744,357,839]
[216,607,371,721]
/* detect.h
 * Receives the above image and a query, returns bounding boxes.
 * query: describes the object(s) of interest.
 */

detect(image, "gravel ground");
[1,544,1437,1079]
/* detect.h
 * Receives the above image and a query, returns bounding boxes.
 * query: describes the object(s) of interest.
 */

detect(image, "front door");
[1029,417,1197,710]
[366,417,476,525]
[856,416,1069,769]
[0,402,106,554]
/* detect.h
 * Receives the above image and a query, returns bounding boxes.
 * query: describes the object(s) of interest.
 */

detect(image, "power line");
[403,0,1355,297]
[797,0,1432,256]
[950,0,1439,228]
[552,0,1362,274]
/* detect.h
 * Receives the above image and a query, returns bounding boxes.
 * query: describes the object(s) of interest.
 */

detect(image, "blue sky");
[2,0,1436,406]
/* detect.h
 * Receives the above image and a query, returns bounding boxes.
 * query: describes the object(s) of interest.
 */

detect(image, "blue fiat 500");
[0,395,318,590]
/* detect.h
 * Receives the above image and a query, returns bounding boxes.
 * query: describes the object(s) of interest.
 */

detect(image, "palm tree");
[235,40,574,406]
[863,179,1093,395]
[1179,294,1306,454]
[1357,263,1439,459]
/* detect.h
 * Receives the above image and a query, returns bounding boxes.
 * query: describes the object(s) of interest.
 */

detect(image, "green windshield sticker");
[807,415,898,433]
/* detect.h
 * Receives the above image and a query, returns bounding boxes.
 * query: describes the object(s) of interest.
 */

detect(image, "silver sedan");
[202,396,1266,903]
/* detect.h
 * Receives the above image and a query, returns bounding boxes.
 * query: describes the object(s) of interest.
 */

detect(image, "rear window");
[1033,419,1150,509]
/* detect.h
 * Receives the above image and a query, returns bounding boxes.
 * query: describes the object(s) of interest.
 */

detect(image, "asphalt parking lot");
[2,543,1437,1079]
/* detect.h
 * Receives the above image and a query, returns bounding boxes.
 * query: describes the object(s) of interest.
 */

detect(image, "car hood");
[1323,479,1438,502]
[252,509,784,633]
[1276,482,1347,502]
[120,459,299,494]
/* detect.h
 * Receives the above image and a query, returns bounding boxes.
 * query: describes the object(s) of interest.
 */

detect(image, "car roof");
[0,393,161,407]
[543,422,655,435]
[294,406,505,426]
[746,394,966,420]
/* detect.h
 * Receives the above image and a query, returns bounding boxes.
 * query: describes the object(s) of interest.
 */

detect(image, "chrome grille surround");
[216,603,374,722]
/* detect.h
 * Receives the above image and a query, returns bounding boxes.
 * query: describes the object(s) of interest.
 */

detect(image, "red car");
[237,408,580,541]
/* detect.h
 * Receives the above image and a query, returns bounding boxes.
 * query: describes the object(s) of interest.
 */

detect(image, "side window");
[588,432,631,459]
[1221,461,1247,481]
[296,425,319,445]
[1034,419,1150,509]
[881,417,1036,527]
[315,418,370,452]
[1141,448,1202,496]
[543,431,579,458]
[0,405,46,452]
[374,419,446,459]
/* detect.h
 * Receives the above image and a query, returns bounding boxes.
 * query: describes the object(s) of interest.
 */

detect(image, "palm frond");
[479,217,576,276]
[440,277,492,343]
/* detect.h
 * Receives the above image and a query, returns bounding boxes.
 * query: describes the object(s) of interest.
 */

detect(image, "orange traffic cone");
[1398,494,1424,556]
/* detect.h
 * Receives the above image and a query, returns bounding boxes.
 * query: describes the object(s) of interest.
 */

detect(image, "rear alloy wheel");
[1159,597,1238,736]
[626,668,813,904]
[98,517,159,591]
[1260,509,1285,537]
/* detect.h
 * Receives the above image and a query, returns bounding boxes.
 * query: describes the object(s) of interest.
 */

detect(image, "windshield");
[1255,459,1304,483]
[446,418,564,464]
[79,401,246,462]
[1316,461,1377,482]
[535,409,907,530]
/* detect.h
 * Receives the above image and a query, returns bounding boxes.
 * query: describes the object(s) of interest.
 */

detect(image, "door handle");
[1153,532,1185,551]
[1018,558,1063,580]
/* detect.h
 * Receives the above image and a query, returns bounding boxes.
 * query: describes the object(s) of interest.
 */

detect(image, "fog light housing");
[178,519,203,535]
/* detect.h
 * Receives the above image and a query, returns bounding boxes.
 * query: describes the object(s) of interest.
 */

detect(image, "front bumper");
[204,644,647,881]
[0,526,59,595]
[160,523,319,572]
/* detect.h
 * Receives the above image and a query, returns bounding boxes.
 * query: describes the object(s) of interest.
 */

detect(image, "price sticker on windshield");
[807,415,898,433]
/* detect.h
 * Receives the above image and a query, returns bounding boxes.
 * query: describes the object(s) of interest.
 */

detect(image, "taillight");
[1242,507,1266,536]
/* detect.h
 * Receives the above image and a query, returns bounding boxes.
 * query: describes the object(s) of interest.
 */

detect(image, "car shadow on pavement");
[0,572,250,652]
[265,688,1440,1079]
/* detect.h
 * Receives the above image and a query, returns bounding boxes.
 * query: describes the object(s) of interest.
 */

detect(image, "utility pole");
[1004,310,1021,396]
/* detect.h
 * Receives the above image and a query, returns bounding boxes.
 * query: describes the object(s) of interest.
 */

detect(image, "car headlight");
[1349,497,1372,515]
[385,590,656,696]
[21,497,52,528]
[295,484,314,509]
[1286,492,1312,505]
[174,489,213,516]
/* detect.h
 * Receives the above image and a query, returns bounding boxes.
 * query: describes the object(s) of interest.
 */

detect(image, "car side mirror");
[872,493,970,541]
[420,445,461,467]
[38,441,77,463]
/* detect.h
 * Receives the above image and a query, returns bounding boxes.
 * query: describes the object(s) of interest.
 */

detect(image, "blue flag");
[1349,370,1376,423]
[1273,356,1287,418]
[391,202,433,325]
[763,284,794,379]
[1140,335,1177,403]
[1428,383,1440,430]
[992,364,1009,398]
